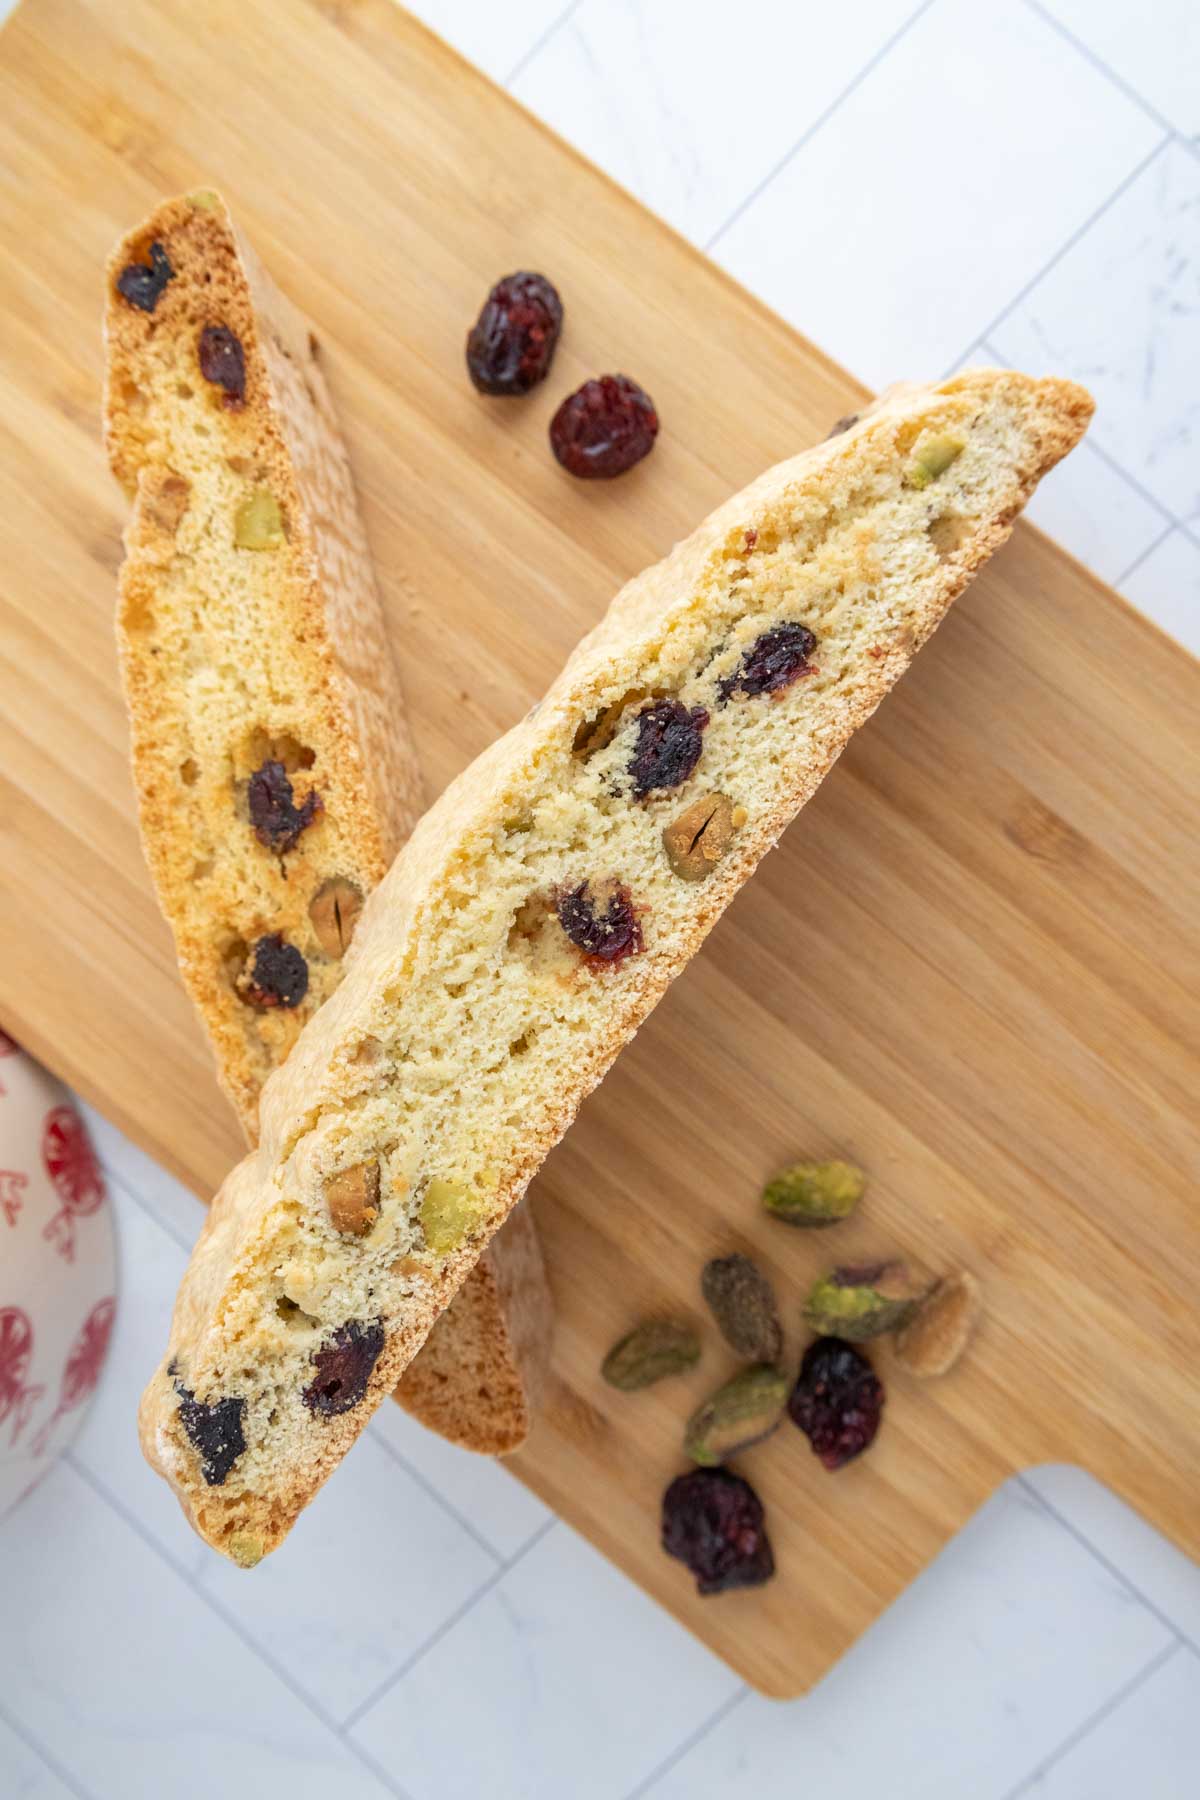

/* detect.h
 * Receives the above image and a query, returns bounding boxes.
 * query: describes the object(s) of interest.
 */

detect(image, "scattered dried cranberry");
[247,760,323,854]
[556,880,644,966]
[238,934,308,1010]
[174,1378,246,1486]
[303,1319,386,1416]
[628,700,709,797]
[788,1335,884,1471]
[550,374,658,479]
[466,271,563,396]
[198,324,246,406]
[116,240,174,313]
[662,1468,775,1596]
[717,622,818,702]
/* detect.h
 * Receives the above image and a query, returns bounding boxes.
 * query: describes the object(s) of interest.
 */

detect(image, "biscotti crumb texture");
[106,190,421,1128]
[106,192,551,1456]
[140,369,1093,1562]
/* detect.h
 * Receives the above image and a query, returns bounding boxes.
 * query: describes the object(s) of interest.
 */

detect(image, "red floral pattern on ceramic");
[0,1307,44,1448]
[41,1105,106,1263]
[34,1297,116,1455]
[0,1039,116,1518]
[0,1168,27,1227]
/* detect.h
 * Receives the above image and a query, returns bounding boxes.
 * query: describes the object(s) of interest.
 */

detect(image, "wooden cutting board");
[1,0,1197,1699]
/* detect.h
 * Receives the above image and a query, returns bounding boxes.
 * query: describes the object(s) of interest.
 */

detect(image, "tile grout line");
[1113,521,1179,589]
[944,132,1173,379]
[62,1451,414,1800]
[1023,0,1199,159]
[0,1690,97,1800]
[341,1514,559,1735]
[623,1683,751,1800]
[1000,1639,1183,1800]
[367,1424,507,1570]
[975,340,1184,533]
[1017,1474,1198,1655]
[703,0,937,253]
[505,0,584,88]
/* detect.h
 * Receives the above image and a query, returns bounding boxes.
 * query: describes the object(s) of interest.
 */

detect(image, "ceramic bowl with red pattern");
[0,1030,116,1520]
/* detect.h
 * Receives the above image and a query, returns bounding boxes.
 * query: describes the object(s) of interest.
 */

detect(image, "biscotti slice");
[140,370,1093,1563]
[106,192,552,1456]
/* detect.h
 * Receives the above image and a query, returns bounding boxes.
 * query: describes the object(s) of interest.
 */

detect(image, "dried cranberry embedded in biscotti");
[116,240,175,313]
[174,1378,246,1486]
[466,271,564,396]
[247,760,323,854]
[717,622,818,702]
[237,934,308,1009]
[556,881,644,966]
[198,325,246,406]
[302,1319,386,1416]
[628,700,709,796]
[549,375,659,479]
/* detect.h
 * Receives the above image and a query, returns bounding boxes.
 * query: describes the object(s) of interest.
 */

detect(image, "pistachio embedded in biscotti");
[907,433,964,489]
[235,488,286,550]
[198,324,246,407]
[116,240,174,312]
[420,1177,486,1255]
[323,1161,380,1238]
[227,1531,264,1569]
[662,793,743,881]
[235,933,308,1009]
[309,878,364,958]
[142,473,191,534]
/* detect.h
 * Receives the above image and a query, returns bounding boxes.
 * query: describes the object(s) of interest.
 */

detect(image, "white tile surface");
[5,1,1200,1795]
[370,1392,552,1562]
[0,1715,80,1800]
[1022,447,1169,587]
[1038,0,1200,140]
[68,1185,208,1576]
[1025,1465,1200,1648]
[648,1482,1175,1800]
[512,0,919,246]
[1012,1642,1199,1798]
[995,138,1200,522]
[710,0,1163,389]
[0,1462,399,1800]
[404,0,568,83]
[351,1521,741,1800]
[1116,524,1200,658]
[196,1427,497,1724]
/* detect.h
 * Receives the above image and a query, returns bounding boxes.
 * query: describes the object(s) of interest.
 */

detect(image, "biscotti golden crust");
[107,192,551,1458]
[139,369,1093,1563]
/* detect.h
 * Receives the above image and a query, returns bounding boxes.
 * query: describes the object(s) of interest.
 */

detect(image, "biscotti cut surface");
[106,189,421,1129]
[140,370,1092,1563]
[107,192,551,1456]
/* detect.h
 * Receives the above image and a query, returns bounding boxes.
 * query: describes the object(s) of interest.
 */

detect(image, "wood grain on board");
[0,0,1196,1697]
